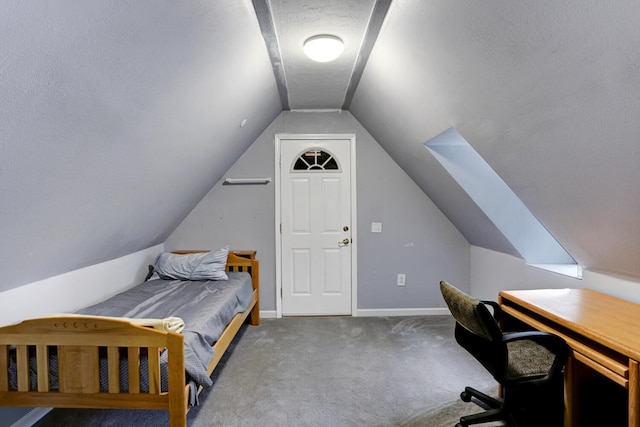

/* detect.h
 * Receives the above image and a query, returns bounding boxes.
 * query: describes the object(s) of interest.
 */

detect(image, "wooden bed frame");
[0,251,260,427]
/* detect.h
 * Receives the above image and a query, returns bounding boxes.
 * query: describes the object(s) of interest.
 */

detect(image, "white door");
[280,139,352,316]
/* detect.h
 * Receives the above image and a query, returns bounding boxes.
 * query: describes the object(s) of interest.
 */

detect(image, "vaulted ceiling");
[2,0,640,292]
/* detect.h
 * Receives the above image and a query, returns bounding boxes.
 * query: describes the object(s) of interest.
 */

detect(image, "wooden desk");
[499,288,640,427]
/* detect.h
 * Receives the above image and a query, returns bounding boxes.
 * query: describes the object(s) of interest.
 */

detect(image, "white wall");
[0,245,163,327]
[470,245,640,302]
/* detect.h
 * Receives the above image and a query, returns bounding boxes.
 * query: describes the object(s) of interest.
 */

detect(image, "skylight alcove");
[425,128,581,279]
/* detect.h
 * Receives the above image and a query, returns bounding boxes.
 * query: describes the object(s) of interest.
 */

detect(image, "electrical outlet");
[397,273,406,287]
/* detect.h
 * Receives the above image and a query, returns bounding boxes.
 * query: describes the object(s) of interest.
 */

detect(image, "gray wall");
[166,111,470,311]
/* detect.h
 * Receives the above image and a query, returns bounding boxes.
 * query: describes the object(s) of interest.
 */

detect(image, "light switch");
[371,222,382,233]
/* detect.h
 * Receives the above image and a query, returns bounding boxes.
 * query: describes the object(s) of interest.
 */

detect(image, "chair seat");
[505,339,556,381]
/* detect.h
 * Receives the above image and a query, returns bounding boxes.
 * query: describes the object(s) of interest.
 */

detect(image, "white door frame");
[275,134,357,318]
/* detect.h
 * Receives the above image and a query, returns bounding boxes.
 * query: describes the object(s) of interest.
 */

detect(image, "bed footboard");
[0,316,187,426]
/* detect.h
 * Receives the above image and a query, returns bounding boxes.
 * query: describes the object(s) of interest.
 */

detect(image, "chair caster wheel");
[460,391,472,402]
[455,423,464,427]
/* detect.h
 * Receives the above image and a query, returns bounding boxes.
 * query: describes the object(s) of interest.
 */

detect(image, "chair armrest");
[481,300,502,322]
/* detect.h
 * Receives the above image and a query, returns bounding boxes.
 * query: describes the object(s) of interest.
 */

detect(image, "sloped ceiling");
[350,0,640,278]
[0,1,281,291]
[2,0,640,293]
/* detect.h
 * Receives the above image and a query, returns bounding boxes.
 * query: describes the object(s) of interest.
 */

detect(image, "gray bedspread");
[77,271,254,388]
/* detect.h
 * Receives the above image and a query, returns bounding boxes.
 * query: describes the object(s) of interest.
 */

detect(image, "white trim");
[259,310,278,319]
[349,136,358,317]
[275,137,282,317]
[11,408,52,427]
[275,134,357,318]
[289,109,343,113]
[357,308,451,317]
[526,263,583,279]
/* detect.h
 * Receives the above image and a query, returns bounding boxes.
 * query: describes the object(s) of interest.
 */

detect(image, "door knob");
[339,238,350,247]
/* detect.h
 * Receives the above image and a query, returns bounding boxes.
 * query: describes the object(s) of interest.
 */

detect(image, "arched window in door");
[292,148,340,171]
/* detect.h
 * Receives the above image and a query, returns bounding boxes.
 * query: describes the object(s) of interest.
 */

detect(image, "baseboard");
[259,310,278,319]
[261,309,450,318]
[12,407,52,427]
[356,308,450,317]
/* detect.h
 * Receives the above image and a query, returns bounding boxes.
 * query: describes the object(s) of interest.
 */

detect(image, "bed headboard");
[170,250,259,291]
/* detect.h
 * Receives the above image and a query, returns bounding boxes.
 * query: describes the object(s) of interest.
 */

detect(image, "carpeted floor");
[33,316,503,427]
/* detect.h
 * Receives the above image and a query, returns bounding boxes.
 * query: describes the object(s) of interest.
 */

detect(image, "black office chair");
[440,281,568,427]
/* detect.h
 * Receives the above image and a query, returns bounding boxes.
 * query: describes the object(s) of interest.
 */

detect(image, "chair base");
[456,386,514,427]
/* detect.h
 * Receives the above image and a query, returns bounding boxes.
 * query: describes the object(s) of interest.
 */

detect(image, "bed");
[0,250,260,427]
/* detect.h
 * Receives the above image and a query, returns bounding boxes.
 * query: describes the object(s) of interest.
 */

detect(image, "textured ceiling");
[270,0,374,109]
[256,0,390,110]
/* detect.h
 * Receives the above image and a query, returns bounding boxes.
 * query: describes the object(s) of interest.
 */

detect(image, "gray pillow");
[154,247,229,281]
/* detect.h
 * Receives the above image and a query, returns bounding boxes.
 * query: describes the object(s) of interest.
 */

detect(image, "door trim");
[275,134,357,318]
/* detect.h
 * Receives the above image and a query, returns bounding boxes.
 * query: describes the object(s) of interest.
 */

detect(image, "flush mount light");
[303,35,344,62]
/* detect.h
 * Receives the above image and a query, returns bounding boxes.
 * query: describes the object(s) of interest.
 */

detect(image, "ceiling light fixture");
[303,35,344,62]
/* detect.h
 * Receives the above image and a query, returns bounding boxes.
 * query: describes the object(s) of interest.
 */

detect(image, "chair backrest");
[440,281,507,378]
[440,281,502,340]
